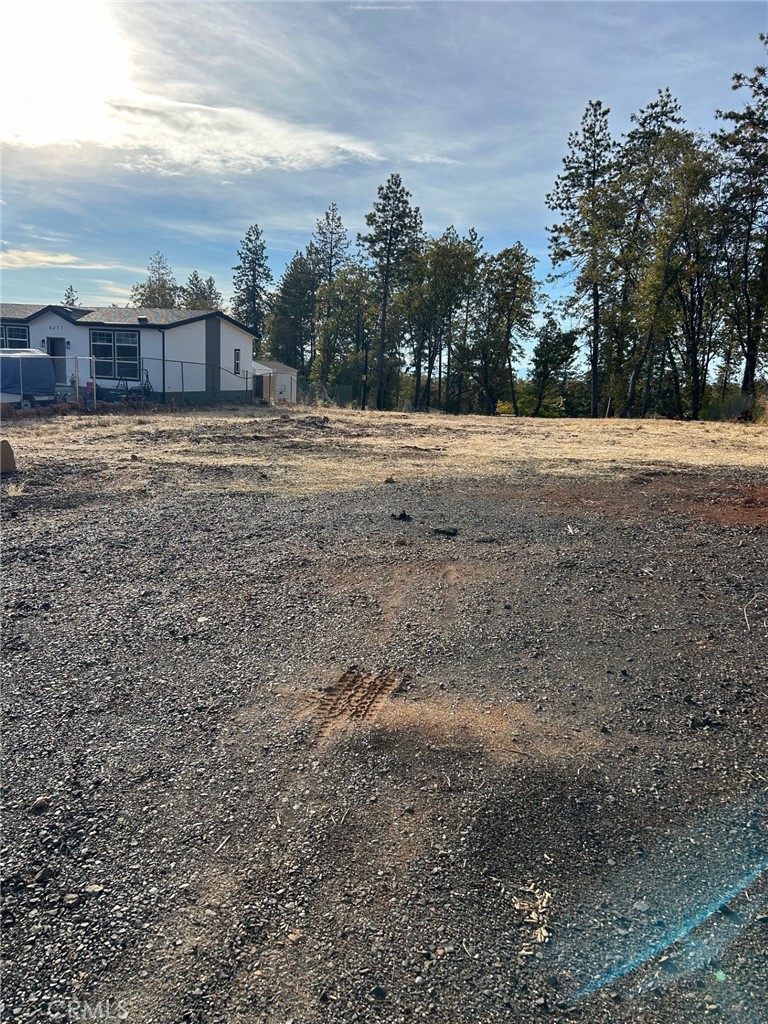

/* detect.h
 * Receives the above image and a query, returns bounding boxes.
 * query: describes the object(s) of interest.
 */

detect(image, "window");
[90,329,139,379]
[0,325,30,349]
[234,348,241,375]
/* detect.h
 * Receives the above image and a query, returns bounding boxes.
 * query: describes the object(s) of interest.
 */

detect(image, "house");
[252,359,299,403]
[0,304,259,403]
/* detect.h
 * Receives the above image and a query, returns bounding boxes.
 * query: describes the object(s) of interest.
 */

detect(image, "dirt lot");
[2,408,767,1023]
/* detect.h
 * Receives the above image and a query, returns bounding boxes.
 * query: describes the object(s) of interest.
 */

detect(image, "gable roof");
[77,307,215,326]
[0,303,89,323]
[0,303,255,335]
[257,359,298,374]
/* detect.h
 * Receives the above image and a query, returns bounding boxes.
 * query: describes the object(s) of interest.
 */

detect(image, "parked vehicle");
[0,349,57,407]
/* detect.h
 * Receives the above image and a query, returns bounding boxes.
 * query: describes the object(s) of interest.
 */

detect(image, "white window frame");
[0,325,30,349]
[234,348,241,375]
[90,329,140,380]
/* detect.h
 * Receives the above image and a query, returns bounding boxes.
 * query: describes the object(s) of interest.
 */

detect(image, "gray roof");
[258,359,298,374]
[77,307,215,325]
[1,304,254,334]
[0,303,89,322]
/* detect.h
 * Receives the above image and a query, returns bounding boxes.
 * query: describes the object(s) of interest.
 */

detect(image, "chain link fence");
[296,377,356,407]
[1,351,372,410]
[2,353,260,408]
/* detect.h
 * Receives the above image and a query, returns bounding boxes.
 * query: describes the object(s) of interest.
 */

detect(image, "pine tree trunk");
[741,345,757,399]
[655,344,667,410]
[375,265,391,411]
[424,362,433,410]
[445,324,452,413]
[690,351,702,421]
[641,339,656,417]
[622,330,654,418]
[507,355,520,416]
[361,331,370,410]
[591,282,600,417]
[666,337,684,418]
[414,346,422,410]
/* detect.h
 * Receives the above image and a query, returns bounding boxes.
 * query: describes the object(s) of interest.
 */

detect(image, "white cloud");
[1,1,383,176]
[83,280,135,306]
[109,96,383,175]
[1,248,137,271]
[408,153,462,166]
[1,0,765,308]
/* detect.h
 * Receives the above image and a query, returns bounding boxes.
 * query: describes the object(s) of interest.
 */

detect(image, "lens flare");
[576,858,768,998]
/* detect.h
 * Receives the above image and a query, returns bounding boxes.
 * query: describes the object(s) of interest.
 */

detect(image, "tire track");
[305,666,403,744]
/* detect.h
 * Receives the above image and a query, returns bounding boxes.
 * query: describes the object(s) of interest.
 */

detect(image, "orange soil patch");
[372,694,607,766]
[535,475,768,527]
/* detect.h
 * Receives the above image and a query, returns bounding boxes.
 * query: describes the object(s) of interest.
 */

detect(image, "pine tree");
[62,284,79,307]
[714,34,768,399]
[181,271,224,311]
[423,227,483,410]
[266,252,318,370]
[130,252,180,308]
[232,225,274,356]
[530,315,579,416]
[631,132,723,420]
[546,100,616,416]
[359,174,423,409]
[605,90,688,416]
[312,260,375,395]
[307,202,350,293]
[453,245,537,415]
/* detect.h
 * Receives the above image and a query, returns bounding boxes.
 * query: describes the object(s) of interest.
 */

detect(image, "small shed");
[253,359,298,403]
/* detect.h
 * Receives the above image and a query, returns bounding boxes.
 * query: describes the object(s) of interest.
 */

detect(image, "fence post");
[18,357,23,406]
[75,357,81,407]
[91,356,97,409]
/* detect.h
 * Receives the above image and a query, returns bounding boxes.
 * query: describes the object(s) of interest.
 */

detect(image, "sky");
[1,0,766,309]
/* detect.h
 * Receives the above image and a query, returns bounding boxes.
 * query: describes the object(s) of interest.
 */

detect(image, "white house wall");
[163,322,207,392]
[271,372,296,402]
[136,331,163,392]
[219,321,253,393]
[3,310,256,401]
[22,313,164,391]
[27,311,80,349]
[250,365,298,403]
[163,319,252,397]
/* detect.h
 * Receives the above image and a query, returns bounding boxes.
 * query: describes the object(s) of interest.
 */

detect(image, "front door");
[46,337,67,384]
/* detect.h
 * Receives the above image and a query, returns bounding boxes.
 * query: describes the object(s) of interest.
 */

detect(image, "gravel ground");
[2,417,767,1024]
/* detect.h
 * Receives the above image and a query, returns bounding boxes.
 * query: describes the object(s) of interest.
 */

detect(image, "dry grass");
[1,406,766,501]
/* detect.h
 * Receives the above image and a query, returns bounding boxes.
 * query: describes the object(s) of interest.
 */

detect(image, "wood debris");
[512,881,552,954]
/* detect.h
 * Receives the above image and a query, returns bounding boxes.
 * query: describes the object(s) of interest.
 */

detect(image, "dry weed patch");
[1,407,765,501]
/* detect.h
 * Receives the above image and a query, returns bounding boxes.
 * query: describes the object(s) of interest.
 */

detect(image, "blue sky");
[1,1,765,308]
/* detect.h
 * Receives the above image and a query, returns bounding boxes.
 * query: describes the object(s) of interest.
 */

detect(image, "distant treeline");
[122,36,766,418]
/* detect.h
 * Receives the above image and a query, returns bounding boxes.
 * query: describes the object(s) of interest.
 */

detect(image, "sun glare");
[1,1,136,146]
